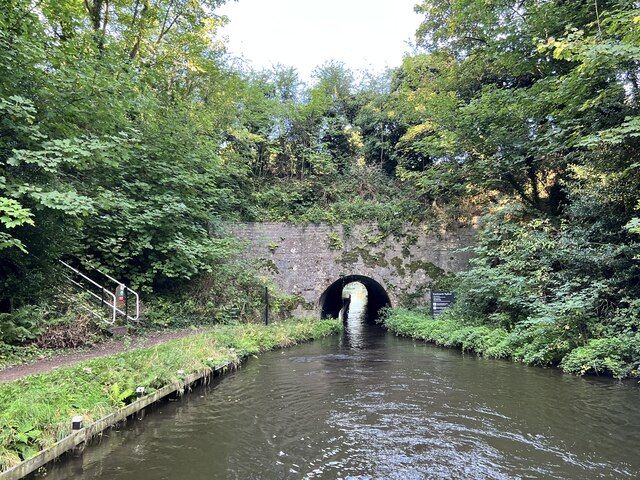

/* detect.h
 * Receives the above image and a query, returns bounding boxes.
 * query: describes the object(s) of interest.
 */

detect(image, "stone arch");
[230,222,474,317]
[319,274,392,319]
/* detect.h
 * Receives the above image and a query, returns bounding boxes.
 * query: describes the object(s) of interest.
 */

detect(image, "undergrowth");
[0,318,342,471]
[382,308,640,379]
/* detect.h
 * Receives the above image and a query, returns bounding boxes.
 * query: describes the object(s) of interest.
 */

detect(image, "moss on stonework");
[340,249,360,265]
[327,231,345,250]
[407,260,445,277]
[361,248,389,268]
[404,234,419,246]
[339,247,388,268]
[401,245,411,259]
[300,300,317,311]
[276,294,315,316]
[398,288,430,309]
[260,258,280,275]
[390,257,405,276]
[429,272,457,291]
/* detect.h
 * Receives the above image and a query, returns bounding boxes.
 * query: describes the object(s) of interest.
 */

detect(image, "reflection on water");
[342,282,368,350]
[39,315,640,480]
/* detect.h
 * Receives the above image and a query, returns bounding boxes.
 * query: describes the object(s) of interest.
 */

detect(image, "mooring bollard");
[71,415,83,430]
[136,386,145,398]
[71,416,86,456]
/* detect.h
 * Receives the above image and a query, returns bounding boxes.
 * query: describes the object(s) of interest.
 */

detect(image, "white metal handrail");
[59,260,140,324]
[60,260,117,325]
[60,292,107,323]
[96,268,140,321]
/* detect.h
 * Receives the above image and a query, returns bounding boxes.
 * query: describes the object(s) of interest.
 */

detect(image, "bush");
[35,313,99,349]
[561,336,640,379]
[0,306,46,344]
[142,272,301,330]
[416,197,640,378]
[382,308,511,359]
[0,297,105,347]
[384,308,640,378]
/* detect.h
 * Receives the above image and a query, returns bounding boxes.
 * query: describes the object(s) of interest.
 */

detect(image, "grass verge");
[382,308,640,379]
[0,318,342,471]
[383,308,512,359]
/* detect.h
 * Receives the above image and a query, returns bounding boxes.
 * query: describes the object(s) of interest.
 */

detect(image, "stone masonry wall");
[230,222,475,314]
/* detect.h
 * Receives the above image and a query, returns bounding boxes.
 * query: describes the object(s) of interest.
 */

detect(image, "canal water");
[41,295,640,479]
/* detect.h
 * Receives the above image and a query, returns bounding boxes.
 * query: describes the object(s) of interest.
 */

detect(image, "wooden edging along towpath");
[0,361,236,480]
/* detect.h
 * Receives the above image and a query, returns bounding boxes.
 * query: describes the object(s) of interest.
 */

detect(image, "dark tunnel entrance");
[319,275,392,320]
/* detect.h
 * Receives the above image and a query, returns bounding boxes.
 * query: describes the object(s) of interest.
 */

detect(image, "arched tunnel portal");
[319,275,391,320]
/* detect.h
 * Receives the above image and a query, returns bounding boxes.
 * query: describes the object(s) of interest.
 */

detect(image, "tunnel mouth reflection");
[319,275,391,321]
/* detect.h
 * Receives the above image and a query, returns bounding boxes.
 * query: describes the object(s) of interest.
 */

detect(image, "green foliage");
[0,295,105,344]
[267,242,279,253]
[628,201,640,236]
[2,0,640,389]
[0,343,52,370]
[0,306,45,344]
[384,308,640,379]
[141,262,303,328]
[249,164,439,232]
[391,1,640,378]
[561,336,640,379]
[327,231,344,250]
[107,384,136,408]
[0,0,257,313]
[0,197,33,253]
[382,308,511,359]
[0,319,342,470]
[446,197,640,375]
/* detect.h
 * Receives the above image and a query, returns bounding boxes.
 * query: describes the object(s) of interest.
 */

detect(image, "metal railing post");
[264,286,269,326]
[93,269,140,322]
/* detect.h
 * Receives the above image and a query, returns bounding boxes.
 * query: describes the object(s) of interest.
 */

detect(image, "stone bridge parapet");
[230,222,474,315]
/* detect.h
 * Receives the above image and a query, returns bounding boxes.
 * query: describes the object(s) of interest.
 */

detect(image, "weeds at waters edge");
[0,319,342,471]
[382,308,640,379]
[382,308,512,360]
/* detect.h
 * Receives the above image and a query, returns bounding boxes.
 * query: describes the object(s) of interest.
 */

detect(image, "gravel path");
[0,329,204,383]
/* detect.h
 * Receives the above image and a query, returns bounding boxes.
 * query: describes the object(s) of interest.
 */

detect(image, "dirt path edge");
[0,329,205,383]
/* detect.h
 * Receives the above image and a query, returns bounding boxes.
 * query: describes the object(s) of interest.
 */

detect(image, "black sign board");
[431,291,455,317]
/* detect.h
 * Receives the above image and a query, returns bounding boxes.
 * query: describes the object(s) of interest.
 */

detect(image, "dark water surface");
[41,309,640,479]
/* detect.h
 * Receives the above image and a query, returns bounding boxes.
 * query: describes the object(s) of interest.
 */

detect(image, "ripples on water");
[40,299,640,480]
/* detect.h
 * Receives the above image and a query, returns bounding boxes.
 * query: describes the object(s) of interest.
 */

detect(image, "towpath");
[0,329,204,383]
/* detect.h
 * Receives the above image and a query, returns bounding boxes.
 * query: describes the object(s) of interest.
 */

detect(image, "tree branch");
[157,0,176,42]
[131,0,141,27]
[102,0,109,37]
[157,11,182,44]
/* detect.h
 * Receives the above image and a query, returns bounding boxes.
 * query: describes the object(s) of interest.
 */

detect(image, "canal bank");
[0,319,342,478]
[32,306,640,480]
[383,308,640,379]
